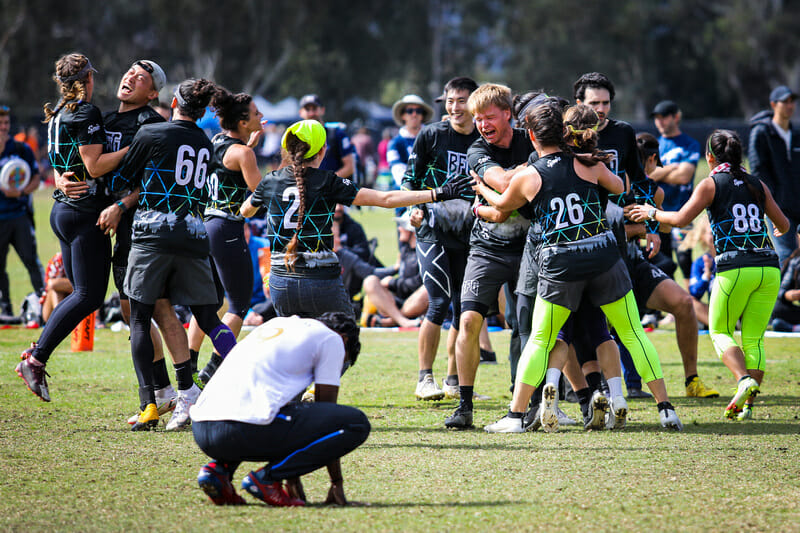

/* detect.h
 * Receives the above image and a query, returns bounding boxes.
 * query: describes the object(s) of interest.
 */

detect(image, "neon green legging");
[709,266,780,372]
[518,291,663,387]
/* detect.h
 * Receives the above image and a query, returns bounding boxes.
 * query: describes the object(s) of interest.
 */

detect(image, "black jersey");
[402,120,479,248]
[598,119,659,234]
[46,100,107,213]
[113,120,214,257]
[529,153,618,281]
[205,134,250,221]
[250,167,359,278]
[103,106,165,198]
[707,169,778,272]
[468,129,533,254]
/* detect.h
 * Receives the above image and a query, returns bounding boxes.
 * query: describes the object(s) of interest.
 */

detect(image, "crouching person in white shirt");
[190,312,369,507]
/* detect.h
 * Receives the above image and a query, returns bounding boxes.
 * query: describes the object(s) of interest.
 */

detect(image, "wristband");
[116,200,128,213]
[431,189,436,202]
[473,205,481,219]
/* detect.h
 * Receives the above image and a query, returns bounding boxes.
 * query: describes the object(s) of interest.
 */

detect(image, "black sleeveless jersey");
[205,134,250,221]
[468,128,533,254]
[529,153,618,281]
[103,106,165,199]
[112,120,214,257]
[47,100,107,213]
[402,120,479,249]
[708,171,778,272]
[597,119,659,233]
[250,167,359,278]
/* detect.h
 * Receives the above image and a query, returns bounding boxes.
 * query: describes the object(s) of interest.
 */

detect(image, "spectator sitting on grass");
[40,252,72,324]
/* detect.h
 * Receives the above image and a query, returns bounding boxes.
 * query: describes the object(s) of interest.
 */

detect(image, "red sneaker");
[15,343,50,402]
[197,462,246,505]
[242,471,305,507]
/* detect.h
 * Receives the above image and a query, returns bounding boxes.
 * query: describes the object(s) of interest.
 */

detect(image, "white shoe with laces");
[539,383,559,433]
[484,415,524,433]
[607,395,628,430]
[166,384,202,431]
[415,374,444,401]
[659,404,683,431]
[441,378,459,399]
[556,405,576,426]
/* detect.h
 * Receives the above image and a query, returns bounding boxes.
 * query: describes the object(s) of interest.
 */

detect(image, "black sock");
[685,374,698,387]
[175,360,194,391]
[657,401,674,412]
[576,387,593,418]
[445,374,459,386]
[586,371,602,392]
[152,358,171,390]
[738,375,752,383]
[507,410,524,419]
[418,369,432,382]
[189,349,199,373]
[459,386,474,411]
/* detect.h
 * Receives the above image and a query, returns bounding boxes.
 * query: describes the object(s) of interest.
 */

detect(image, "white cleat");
[441,378,459,400]
[539,383,559,433]
[556,405,576,426]
[659,405,683,431]
[608,395,628,430]
[484,415,524,433]
[165,384,201,431]
[415,374,445,401]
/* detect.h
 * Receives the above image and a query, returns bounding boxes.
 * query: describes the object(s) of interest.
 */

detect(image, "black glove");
[434,174,475,202]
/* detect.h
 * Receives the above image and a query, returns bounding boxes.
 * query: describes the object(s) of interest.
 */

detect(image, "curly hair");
[317,311,361,367]
[211,86,253,131]
[573,72,615,102]
[174,78,218,121]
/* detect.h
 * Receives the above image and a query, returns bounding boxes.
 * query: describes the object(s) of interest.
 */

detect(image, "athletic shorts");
[538,259,631,312]
[125,247,218,306]
[515,238,539,298]
[461,249,520,317]
[628,256,671,310]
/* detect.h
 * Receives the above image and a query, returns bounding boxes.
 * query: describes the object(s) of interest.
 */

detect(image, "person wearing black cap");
[650,100,701,283]
[748,85,800,266]
[298,94,355,180]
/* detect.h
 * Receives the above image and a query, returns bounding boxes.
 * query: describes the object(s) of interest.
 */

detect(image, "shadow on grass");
[301,499,525,508]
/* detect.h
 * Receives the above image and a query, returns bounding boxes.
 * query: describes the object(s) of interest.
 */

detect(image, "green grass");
[2,184,799,532]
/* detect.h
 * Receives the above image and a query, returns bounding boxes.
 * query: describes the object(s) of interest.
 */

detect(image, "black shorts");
[125,247,218,306]
[628,256,670,310]
[515,238,539,298]
[461,248,520,317]
[538,259,632,312]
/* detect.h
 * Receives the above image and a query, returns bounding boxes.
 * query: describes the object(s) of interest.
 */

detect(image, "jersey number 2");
[283,186,301,229]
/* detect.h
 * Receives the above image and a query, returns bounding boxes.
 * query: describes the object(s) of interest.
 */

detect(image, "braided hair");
[281,131,309,270]
[43,53,92,122]
[562,104,611,166]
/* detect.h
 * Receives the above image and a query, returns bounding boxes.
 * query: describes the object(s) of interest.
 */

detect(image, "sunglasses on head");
[0,105,9,114]
[135,61,154,75]
[404,107,425,115]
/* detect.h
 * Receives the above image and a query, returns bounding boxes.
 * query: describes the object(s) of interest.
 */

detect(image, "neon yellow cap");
[282,119,327,159]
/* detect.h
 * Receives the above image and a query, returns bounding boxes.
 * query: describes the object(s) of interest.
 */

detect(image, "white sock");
[607,377,624,398]
[545,368,561,409]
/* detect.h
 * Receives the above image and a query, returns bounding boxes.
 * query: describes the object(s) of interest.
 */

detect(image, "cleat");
[15,344,50,402]
[444,406,474,429]
[441,378,459,399]
[198,462,246,505]
[539,383,559,433]
[199,353,223,385]
[584,390,608,430]
[131,403,160,431]
[686,376,720,398]
[725,377,760,419]
[479,349,497,365]
[242,471,304,506]
[523,405,541,432]
[608,395,628,430]
[627,388,653,399]
[737,404,753,420]
[415,374,444,401]
[484,415,524,433]
[659,403,683,431]
[127,387,177,424]
[166,384,202,431]
[556,406,576,426]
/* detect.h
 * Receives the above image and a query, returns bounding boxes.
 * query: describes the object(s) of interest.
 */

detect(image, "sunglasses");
[135,61,154,75]
[404,107,425,115]
[0,105,9,114]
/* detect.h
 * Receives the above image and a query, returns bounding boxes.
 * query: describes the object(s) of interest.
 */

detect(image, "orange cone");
[71,311,95,352]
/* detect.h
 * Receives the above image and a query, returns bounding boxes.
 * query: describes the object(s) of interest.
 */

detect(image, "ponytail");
[707,129,765,207]
[43,53,92,122]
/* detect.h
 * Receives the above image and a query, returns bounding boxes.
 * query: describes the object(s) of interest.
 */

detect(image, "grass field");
[2,187,799,532]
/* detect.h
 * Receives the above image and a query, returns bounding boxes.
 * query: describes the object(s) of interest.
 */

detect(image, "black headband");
[57,61,96,84]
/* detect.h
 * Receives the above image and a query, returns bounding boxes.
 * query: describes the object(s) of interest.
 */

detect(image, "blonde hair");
[467,83,512,116]
[43,53,91,122]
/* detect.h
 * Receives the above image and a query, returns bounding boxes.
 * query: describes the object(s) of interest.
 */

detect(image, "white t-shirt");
[773,120,792,157]
[190,316,345,425]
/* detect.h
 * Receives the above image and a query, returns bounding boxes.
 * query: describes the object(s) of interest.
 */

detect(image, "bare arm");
[595,163,625,194]
[78,144,129,178]
[336,154,355,179]
[482,164,526,193]
[472,167,537,212]
[352,187,433,209]
[240,196,258,218]
[630,177,714,228]
[650,162,696,185]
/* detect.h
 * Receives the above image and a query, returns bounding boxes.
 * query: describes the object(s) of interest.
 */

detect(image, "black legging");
[33,202,110,363]
[207,217,253,318]
[130,300,225,409]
